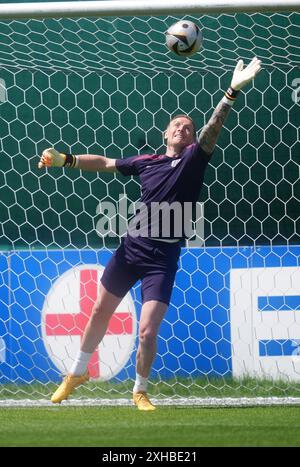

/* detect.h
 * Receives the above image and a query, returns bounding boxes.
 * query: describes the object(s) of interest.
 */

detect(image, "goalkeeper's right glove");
[38,148,76,169]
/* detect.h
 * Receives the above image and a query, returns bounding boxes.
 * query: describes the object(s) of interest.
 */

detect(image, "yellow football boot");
[51,372,89,404]
[133,392,156,411]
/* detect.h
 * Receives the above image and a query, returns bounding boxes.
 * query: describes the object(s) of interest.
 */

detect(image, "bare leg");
[132,300,168,410]
[81,283,124,353]
[51,284,125,403]
[136,300,168,378]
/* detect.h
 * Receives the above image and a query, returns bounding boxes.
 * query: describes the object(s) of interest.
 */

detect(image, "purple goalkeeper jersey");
[115,142,212,240]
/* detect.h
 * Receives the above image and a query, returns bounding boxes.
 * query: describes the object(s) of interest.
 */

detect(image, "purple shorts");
[101,235,181,305]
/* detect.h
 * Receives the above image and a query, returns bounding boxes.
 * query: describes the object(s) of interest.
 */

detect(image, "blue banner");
[0,245,300,383]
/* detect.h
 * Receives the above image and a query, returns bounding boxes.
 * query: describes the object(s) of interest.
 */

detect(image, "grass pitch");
[0,405,300,447]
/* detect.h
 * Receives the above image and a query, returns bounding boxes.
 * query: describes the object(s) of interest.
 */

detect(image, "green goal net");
[0,5,300,405]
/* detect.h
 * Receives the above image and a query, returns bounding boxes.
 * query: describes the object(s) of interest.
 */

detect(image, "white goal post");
[0,0,300,407]
[0,0,300,20]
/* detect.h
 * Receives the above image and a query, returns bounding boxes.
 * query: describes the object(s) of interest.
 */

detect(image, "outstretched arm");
[199,100,232,155]
[199,57,262,155]
[38,149,117,173]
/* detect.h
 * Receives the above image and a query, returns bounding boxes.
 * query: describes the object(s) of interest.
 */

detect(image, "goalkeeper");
[39,58,261,411]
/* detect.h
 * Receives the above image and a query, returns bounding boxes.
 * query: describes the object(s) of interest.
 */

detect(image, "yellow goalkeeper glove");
[38,148,76,169]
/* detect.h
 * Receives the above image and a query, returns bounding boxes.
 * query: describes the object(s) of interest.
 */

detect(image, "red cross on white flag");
[42,265,137,381]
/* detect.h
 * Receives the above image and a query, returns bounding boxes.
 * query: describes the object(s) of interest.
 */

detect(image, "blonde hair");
[167,114,196,138]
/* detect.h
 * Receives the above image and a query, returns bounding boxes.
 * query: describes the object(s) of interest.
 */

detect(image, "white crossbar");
[0,0,300,20]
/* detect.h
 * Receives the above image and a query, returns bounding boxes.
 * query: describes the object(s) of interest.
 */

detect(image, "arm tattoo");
[199,100,232,154]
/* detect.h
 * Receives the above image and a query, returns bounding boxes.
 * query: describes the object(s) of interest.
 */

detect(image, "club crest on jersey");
[171,159,181,168]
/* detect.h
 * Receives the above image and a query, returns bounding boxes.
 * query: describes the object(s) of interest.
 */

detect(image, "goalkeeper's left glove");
[223,57,262,105]
[231,56,262,91]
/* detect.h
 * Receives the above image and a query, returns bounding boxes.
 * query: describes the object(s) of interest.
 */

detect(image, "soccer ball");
[166,20,203,57]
